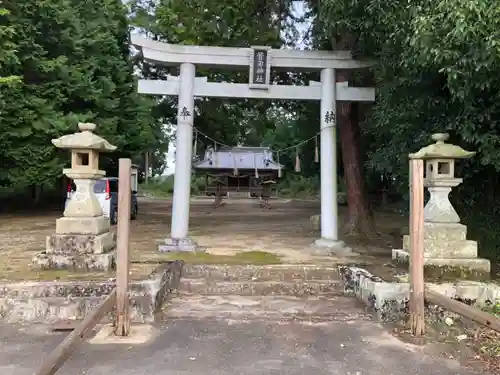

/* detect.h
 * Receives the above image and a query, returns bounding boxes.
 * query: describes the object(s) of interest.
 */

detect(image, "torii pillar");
[313,68,347,251]
[158,64,200,252]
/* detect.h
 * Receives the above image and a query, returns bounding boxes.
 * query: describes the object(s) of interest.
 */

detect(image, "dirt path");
[0,198,406,281]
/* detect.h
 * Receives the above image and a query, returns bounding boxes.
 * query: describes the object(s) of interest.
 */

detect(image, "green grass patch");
[483,301,500,318]
[139,175,206,198]
[158,250,282,265]
[478,302,500,358]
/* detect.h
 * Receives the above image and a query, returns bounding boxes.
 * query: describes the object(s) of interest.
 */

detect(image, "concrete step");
[179,279,344,297]
[163,294,371,322]
[182,264,340,282]
[0,294,157,324]
[0,296,103,324]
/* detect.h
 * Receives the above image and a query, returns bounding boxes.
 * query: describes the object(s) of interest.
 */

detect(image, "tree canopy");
[314,0,500,256]
[0,0,167,197]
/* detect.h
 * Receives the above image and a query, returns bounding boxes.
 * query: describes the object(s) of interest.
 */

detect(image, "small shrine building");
[193,146,281,199]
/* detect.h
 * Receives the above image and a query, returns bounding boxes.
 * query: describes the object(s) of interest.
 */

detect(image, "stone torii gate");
[131,35,375,252]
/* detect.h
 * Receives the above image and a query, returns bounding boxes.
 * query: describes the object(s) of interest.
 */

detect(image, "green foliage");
[316,0,500,177]
[479,301,500,357]
[0,4,21,85]
[483,301,500,318]
[261,104,322,177]
[0,0,166,196]
[140,175,205,197]
[277,174,346,200]
[313,0,500,260]
[140,173,344,200]
[278,175,320,199]
[140,177,174,197]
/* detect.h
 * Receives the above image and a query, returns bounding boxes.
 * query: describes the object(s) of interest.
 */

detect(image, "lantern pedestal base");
[31,247,116,273]
[402,222,478,259]
[311,238,358,256]
[392,222,490,281]
[55,215,111,235]
[45,232,116,255]
[30,223,116,272]
[392,249,490,281]
[158,237,203,253]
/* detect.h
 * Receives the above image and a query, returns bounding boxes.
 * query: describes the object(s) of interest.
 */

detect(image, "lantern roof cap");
[409,133,475,160]
[51,123,117,152]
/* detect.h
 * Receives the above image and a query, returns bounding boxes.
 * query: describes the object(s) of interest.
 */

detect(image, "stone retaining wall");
[0,261,182,323]
[340,265,500,321]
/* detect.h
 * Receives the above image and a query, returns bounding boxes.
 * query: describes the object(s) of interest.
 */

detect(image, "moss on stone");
[0,251,282,282]
[392,258,490,282]
[422,264,490,282]
[0,267,112,282]
[157,251,282,265]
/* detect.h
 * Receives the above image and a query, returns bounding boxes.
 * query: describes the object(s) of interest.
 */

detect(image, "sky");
[161,1,309,176]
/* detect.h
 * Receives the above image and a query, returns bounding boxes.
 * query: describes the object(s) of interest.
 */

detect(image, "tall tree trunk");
[31,184,43,206]
[337,71,375,236]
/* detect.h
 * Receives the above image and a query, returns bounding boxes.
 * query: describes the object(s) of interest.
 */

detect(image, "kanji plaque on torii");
[249,46,271,89]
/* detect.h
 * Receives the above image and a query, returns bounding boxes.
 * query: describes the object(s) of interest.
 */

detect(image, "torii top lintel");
[131,35,375,71]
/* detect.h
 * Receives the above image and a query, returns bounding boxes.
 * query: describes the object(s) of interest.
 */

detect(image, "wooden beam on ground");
[115,158,132,337]
[425,289,500,333]
[35,289,116,375]
[409,158,425,336]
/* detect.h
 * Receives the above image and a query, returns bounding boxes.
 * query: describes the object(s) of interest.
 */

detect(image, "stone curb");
[0,261,183,324]
[339,265,500,321]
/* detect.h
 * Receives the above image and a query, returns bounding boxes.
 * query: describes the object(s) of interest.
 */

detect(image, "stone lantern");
[55,122,117,219]
[392,133,491,280]
[412,133,475,224]
[32,122,117,272]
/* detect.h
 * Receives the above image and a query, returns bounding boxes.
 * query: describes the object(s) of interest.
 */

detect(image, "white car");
[65,177,138,224]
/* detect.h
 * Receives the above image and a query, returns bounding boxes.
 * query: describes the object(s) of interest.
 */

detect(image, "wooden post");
[115,158,131,336]
[35,290,116,375]
[409,158,425,335]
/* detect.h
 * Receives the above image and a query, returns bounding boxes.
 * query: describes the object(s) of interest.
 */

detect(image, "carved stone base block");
[424,186,460,223]
[402,237,478,258]
[402,222,476,258]
[45,232,116,255]
[56,215,110,235]
[31,223,116,272]
[31,251,116,272]
[158,237,202,252]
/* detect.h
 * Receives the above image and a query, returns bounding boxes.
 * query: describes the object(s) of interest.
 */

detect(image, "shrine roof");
[219,146,271,152]
[194,146,281,171]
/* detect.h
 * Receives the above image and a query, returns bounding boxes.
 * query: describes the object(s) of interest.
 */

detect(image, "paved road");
[0,318,486,375]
